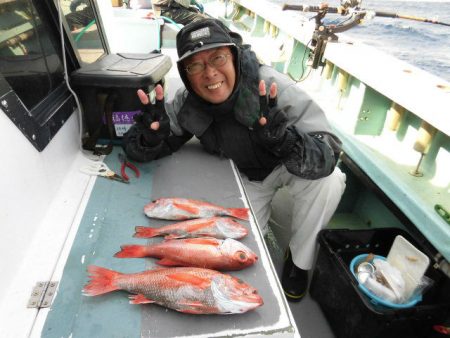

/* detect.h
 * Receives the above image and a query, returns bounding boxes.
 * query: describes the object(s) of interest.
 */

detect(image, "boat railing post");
[410,121,437,177]
[386,102,405,132]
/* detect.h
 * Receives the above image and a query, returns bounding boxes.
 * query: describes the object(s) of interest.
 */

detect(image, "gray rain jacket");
[123,65,342,181]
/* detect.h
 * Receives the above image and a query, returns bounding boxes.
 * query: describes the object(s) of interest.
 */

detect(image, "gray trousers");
[242,165,346,270]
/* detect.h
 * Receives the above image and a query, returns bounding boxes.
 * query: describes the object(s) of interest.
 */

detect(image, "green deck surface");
[333,126,450,261]
[42,143,296,338]
[42,147,153,338]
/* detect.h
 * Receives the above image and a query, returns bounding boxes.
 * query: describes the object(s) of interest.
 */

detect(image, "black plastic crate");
[70,52,172,142]
[310,228,450,338]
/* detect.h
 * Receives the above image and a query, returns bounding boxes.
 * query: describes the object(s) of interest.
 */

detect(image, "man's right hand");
[134,84,170,146]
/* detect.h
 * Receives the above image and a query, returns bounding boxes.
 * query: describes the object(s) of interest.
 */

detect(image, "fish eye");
[236,251,247,261]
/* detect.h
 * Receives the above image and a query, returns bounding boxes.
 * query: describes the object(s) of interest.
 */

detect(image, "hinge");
[433,253,450,279]
[27,281,58,309]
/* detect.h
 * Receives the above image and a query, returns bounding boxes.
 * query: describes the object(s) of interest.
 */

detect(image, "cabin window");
[60,0,107,65]
[0,0,106,151]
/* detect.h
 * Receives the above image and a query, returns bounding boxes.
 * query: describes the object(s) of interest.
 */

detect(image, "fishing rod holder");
[283,1,450,70]
[309,6,336,69]
[283,3,367,69]
[311,8,366,69]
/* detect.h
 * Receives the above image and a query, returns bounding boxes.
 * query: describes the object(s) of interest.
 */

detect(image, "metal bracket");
[27,281,58,309]
[434,254,450,279]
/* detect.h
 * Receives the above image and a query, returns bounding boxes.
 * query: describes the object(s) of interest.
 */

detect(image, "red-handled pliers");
[118,153,140,181]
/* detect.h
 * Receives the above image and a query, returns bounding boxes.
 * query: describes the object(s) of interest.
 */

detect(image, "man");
[123,19,346,302]
[150,0,207,25]
[66,0,95,31]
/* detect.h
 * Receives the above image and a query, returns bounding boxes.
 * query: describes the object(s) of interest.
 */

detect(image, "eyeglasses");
[184,54,231,75]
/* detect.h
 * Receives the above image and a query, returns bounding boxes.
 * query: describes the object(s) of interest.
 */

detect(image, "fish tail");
[114,245,148,258]
[227,208,249,220]
[134,226,158,238]
[83,265,121,296]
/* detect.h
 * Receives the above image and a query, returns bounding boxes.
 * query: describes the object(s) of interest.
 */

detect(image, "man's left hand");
[254,80,290,147]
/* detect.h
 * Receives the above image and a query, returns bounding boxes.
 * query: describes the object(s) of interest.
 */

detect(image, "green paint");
[396,110,421,141]
[251,16,265,37]
[233,7,246,21]
[330,63,339,86]
[42,148,154,338]
[271,61,285,73]
[286,40,309,81]
[354,86,391,136]
[75,20,96,42]
[435,204,450,225]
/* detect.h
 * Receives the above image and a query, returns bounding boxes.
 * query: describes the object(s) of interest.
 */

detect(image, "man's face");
[183,47,236,104]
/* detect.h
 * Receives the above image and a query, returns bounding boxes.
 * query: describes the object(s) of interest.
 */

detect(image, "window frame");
[0,0,105,151]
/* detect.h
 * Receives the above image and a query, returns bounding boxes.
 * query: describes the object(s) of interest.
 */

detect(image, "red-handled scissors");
[118,153,140,181]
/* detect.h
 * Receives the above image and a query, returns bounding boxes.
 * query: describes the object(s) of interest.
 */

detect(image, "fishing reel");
[340,0,361,10]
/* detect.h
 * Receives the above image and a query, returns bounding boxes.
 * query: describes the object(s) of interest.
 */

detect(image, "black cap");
[176,19,236,62]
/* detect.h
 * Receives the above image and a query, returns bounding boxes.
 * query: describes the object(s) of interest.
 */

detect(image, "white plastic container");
[387,235,430,301]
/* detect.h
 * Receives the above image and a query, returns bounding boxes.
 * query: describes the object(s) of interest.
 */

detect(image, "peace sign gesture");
[254,80,290,147]
[134,84,170,146]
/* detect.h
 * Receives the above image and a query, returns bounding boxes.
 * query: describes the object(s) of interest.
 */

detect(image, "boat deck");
[35,145,299,338]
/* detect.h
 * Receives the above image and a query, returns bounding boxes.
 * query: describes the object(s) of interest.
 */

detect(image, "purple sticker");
[103,110,141,137]
[112,110,141,124]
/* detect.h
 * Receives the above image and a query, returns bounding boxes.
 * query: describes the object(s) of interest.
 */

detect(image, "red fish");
[134,217,248,239]
[144,198,249,221]
[83,265,263,314]
[114,238,258,271]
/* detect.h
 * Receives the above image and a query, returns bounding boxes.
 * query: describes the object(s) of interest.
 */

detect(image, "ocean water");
[270,0,450,82]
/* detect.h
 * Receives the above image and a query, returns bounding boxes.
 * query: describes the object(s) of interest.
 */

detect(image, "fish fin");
[180,300,206,308]
[167,273,210,289]
[227,208,249,220]
[82,265,121,296]
[173,202,200,216]
[182,238,220,246]
[114,245,148,258]
[185,219,215,232]
[178,301,209,314]
[134,226,158,238]
[164,234,183,239]
[157,258,181,266]
[129,294,155,305]
[179,309,205,314]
